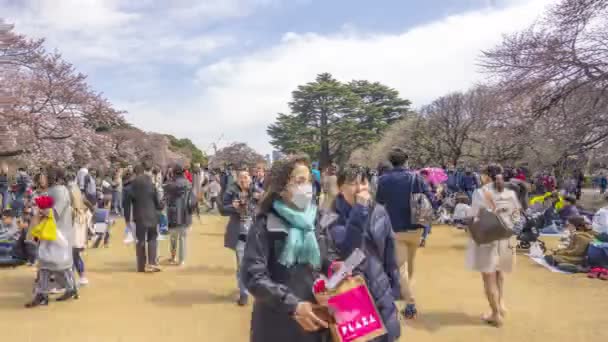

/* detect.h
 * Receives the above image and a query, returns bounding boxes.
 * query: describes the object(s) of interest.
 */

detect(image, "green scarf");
[272,200,320,268]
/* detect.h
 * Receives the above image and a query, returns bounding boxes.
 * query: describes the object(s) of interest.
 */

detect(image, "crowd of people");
[1,149,608,341]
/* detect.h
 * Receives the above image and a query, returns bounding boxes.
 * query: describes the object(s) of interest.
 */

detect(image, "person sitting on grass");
[545,216,596,268]
[0,208,18,240]
[452,194,471,228]
[558,196,580,223]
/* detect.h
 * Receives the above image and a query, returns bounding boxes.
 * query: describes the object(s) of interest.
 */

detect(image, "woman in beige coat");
[69,183,92,286]
[467,165,520,327]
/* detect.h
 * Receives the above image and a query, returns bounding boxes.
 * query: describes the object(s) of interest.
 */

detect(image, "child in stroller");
[91,207,112,248]
[505,179,548,252]
[515,210,547,252]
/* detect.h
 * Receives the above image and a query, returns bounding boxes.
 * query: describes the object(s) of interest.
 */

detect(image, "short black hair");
[143,161,153,172]
[482,164,503,181]
[134,165,145,175]
[388,147,408,167]
[47,167,66,185]
[2,208,14,218]
[564,195,577,205]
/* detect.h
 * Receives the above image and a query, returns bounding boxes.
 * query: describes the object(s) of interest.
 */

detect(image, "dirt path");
[1,214,606,342]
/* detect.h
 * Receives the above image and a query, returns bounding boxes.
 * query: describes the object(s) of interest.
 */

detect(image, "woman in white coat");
[70,183,92,286]
[467,164,520,327]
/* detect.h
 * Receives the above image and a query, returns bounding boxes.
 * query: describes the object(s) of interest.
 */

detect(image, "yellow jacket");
[529,193,564,210]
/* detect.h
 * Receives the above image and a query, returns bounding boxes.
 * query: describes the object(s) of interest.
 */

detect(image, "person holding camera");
[222,167,254,306]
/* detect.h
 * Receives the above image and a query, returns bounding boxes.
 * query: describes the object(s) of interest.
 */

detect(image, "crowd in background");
[1,153,608,341]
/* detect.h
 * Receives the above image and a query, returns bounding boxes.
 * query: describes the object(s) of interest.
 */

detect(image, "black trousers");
[135,225,158,272]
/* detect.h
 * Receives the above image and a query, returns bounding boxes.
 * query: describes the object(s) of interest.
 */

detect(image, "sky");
[1,0,555,155]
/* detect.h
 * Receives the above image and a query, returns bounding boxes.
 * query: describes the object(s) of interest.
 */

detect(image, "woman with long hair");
[467,164,520,327]
[240,154,336,342]
[69,182,92,286]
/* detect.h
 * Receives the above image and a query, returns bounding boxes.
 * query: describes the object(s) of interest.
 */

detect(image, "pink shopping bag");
[317,276,387,342]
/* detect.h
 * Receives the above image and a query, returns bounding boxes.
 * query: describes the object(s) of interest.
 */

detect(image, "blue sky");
[1,0,553,155]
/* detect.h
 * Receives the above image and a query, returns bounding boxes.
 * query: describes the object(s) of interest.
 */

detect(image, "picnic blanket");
[527,255,573,274]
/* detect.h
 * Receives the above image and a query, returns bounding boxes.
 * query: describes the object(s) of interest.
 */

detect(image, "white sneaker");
[123,234,135,244]
[49,288,64,295]
[79,277,89,286]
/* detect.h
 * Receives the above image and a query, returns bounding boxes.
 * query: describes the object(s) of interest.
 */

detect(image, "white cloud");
[168,0,280,20]
[1,0,232,64]
[184,0,553,153]
[1,0,555,156]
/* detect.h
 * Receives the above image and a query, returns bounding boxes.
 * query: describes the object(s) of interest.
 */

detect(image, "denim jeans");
[72,248,85,276]
[170,227,188,263]
[235,239,248,298]
[112,190,123,214]
[12,191,24,217]
[0,189,8,211]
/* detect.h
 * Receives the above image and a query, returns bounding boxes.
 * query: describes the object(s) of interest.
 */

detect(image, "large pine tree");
[268,73,410,167]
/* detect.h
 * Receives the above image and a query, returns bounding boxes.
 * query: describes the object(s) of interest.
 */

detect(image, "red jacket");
[184,170,193,183]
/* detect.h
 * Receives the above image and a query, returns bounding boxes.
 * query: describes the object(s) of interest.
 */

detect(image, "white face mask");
[291,183,313,209]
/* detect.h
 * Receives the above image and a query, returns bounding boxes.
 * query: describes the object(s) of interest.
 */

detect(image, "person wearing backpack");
[376,147,432,320]
[164,164,196,266]
[83,169,98,207]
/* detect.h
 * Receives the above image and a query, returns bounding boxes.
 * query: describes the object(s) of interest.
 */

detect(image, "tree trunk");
[320,110,330,169]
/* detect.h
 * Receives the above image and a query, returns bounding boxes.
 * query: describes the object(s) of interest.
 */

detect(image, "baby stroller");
[0,229,28,268]
[91,208,112,248]
[515,210,547,252]
[506,179,547,252]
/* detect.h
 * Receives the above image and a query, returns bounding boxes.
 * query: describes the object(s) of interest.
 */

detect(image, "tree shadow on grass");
[148,289,237,307]
[407,311,483,333]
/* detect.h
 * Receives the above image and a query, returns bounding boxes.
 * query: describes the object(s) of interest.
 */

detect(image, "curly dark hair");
[258,154,310,214]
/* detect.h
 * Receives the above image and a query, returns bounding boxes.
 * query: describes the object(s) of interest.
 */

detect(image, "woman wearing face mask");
[241,155,337,342]
[467,164,520,327]
[320,165,401,342]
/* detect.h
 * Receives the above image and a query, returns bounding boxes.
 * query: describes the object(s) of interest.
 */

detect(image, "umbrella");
[420,167,448,186]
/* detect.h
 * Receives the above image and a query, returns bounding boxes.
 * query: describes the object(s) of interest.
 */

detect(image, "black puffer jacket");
[164,176,193,229]
[241,210,336,342]
[319,196,401,342]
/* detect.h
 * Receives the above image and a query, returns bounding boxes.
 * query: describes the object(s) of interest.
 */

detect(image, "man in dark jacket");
[321,166,401,341]
[122,171,136,244]
[460,170,479,200]
[127,164,162,273]
[376,147,431,320]
[222,168,253,306]
[164,164,194,266]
